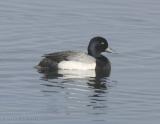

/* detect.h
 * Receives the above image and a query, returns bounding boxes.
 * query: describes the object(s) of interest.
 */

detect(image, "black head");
[88,36,111,57]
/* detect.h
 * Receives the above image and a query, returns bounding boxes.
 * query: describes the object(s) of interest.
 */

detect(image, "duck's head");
[88,36,112,57]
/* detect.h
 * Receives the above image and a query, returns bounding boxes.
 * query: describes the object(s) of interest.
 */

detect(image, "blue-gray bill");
[105,47,113,53]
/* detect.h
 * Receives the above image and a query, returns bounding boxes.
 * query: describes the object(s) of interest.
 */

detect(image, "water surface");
[0,0,160,123]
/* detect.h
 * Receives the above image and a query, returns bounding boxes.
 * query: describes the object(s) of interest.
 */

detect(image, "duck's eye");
[101,42,105,45]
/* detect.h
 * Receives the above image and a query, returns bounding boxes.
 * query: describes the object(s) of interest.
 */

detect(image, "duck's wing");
[43,51,95,63]
[43,51,79,62]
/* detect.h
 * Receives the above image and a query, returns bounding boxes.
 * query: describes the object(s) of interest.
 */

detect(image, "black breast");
[95,55,111,76]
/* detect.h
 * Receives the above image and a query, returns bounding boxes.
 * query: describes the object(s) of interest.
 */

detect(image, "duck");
[36,36,112,72]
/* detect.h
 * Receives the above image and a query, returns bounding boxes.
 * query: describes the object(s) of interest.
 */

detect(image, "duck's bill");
[105,47,113,53]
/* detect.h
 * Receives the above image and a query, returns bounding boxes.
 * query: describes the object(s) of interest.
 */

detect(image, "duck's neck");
[88,50,100,58]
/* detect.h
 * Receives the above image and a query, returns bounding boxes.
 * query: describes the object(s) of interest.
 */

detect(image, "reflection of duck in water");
[36,36,112,72]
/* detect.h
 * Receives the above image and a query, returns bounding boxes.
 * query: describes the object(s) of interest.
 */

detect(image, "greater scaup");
[36,36,112,72]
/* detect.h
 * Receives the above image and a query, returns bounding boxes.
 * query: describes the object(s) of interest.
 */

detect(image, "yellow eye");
[101,42,105,45]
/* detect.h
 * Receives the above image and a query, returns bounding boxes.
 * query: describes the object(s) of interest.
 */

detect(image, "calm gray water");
[0,0,160,123]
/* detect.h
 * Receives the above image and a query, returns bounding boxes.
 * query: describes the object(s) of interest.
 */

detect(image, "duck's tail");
[35,58,58,72]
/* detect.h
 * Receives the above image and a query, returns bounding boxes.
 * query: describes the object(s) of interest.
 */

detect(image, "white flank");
[58,61,96,70]
[58,69,96,79]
